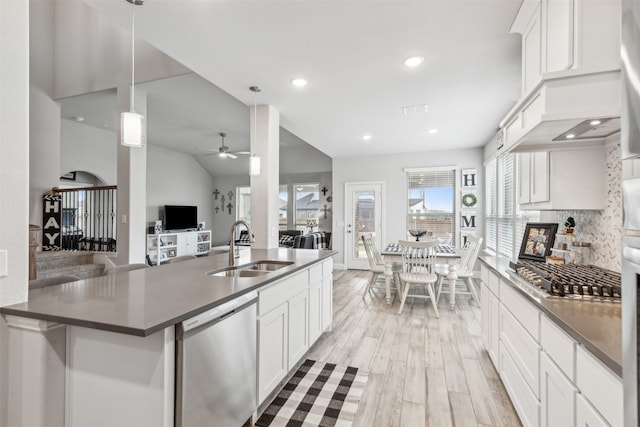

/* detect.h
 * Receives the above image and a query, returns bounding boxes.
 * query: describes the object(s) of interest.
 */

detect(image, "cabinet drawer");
[309,263,322,284]
[499,343,540,427]
[540,315,575,381]
[576,346,622,427]
[259,271,308,316]
[480,264,489,286]
[322,258,333,277]
[540,353,577,427]
[500,283,539,340]
[500,304,541,397]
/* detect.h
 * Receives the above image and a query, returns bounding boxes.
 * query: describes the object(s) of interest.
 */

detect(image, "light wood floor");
[306,270,522,427]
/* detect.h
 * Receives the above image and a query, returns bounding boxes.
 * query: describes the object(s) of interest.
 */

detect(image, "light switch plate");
[0,250,7,277]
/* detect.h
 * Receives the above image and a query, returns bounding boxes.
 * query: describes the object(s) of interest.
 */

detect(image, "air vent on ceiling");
[402,104,429,115]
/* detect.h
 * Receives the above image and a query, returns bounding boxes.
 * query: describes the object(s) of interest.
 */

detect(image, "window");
[279,185,288,230]
[485,153,539,258]
[294,183,319,231]
[236,186,251,222]
[406,168,456,245]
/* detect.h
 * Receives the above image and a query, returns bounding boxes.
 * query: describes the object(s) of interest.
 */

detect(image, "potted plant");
[564,217,575,234]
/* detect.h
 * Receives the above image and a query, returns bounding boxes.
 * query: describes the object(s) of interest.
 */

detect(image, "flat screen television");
[164,205,198,232]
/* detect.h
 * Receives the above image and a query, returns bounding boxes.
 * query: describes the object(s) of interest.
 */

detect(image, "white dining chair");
[397,239,439,317]
[435,235,483,306]
[361,233,401,298]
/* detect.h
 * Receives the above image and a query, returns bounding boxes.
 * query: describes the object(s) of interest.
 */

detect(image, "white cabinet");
[513,0,620,99]
[540,353,577,427]
[499,343,540,427]
[288,290,309,369]
[575,393,610,427]
[517,147,605,210]
[257,258,334,406]
[480,265,500,365]
[258,302,288,404]
[147,230,211,265]
[518,151,549,204]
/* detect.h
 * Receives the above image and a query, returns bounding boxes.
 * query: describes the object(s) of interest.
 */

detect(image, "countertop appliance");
[622,1,640,426]
[175,290,258,427]
[509,260,621,302]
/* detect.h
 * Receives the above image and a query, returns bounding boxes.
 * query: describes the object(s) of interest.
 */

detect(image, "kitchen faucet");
[229,220,254,266]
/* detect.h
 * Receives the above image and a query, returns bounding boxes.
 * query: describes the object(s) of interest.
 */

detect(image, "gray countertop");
[0,248,336,337]
[480,256,621,377]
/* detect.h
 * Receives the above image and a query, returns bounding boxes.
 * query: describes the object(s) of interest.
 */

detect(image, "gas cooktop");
[509,260,621,302]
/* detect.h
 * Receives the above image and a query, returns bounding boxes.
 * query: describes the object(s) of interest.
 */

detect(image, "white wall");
[332,148,484,267]
[60,119,117,184]
[146,145,214,236]
[0,0,30,425]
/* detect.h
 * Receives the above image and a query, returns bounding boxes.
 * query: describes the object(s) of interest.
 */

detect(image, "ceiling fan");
[196,132,249,159]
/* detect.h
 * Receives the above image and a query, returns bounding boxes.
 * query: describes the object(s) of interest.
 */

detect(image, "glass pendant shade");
[121,111,145,147]
[250,155,261,176]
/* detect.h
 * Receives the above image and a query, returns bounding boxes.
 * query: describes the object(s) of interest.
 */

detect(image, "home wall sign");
[460,168,478,246]
[42,193,62,250]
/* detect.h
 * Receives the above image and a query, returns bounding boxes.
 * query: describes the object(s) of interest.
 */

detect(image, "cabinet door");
[481,284,490,349]
[530,151,549,203]
[321,276,333,331]
[258,302,288,404]
[540,353,577,427]
[576,394,609,427]
[177,233,197,255]
[288,291,309,369]
[488,290,500,366]
[518,153,532,204]
[544,0,574,72]
[309,281,323,344]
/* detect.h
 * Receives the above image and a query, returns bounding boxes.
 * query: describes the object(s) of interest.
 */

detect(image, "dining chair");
[361,233,401,298]
[435,235,483,306]
[397,239,439,317]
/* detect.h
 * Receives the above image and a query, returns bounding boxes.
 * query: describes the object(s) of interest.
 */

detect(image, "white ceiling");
[76,0,523,161]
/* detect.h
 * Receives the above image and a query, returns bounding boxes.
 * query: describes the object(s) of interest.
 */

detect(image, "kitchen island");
[479,256,622,427]
[1,248,336,427]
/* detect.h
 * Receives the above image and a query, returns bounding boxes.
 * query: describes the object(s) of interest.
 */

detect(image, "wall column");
[116,85,147,264]
[250,105,279,249]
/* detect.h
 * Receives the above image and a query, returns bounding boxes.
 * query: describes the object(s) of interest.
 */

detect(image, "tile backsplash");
[542,141,622,272]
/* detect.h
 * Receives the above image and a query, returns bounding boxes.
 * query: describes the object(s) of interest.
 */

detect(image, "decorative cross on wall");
[321,186,328,196]
[215,206,220,214]
[213,189,220,200]
[228,191,234,199]
[227,203,233,215]
[322,204,331,219]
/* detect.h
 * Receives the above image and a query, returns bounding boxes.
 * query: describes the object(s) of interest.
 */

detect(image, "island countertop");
[480,256,621,377]
[0,248,336,337]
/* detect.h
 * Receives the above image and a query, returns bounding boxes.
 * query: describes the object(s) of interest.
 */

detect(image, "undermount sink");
[244,260,295,271]
[207,260,294,278]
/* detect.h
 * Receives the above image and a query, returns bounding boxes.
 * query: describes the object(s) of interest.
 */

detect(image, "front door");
[345,182,383,270]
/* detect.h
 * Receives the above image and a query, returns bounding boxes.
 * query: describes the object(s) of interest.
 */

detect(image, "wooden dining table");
[381,243,461,310]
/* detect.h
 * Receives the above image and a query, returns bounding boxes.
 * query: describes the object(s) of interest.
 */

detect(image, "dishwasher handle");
[178,290,258,335]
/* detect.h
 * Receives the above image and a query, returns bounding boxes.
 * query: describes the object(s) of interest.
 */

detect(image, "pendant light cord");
[130,0,136,113]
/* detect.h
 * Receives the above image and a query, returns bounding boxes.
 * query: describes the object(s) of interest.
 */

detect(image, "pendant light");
[121,0,145,147]
[249,86,262,176]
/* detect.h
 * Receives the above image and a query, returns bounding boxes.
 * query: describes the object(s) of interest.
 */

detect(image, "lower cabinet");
[258,302,289,404]
[575,393,610,427]
[540,353,577,427]
[480,266,500,366]
[257,259,334,406]
[499,343,540,427]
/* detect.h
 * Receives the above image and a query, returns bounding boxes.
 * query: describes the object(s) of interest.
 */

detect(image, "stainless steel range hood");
[499,68,621,153]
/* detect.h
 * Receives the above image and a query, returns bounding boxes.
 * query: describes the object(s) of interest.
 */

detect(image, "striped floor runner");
[255,359,369,427]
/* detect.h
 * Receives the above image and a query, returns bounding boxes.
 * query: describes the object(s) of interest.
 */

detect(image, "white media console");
[146,230,211,265]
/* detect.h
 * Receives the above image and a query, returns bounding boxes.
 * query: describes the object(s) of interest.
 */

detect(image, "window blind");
[485,158,497,253]
[406,169,456,245]
[497,154,515,257]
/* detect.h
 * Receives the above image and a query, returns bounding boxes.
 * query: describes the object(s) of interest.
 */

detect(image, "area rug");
[255,359,369,427]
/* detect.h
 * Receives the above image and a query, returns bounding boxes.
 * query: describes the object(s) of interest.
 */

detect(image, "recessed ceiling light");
[291,78,308,87]
[428,128,438,135]
[404,56,424,67]
[362,134,372,141]
[566,133,576,139]
[590,120,602,126]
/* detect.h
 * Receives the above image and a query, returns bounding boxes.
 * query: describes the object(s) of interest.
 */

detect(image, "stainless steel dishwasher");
[175,290,257,427]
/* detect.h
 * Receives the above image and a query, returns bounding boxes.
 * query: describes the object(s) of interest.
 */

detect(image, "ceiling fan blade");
[231,151,251,155]
[228,153,238,159]
[195,147,218,152]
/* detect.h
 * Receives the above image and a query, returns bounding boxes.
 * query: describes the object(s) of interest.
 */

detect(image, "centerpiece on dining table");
[408,229,429,241]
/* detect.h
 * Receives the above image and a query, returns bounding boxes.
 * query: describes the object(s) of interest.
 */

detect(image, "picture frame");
[61,171,76,181]
[518,222,558,261]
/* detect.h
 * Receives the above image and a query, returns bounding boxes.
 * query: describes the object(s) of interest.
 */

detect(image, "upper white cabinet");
[517,147,605,210]
[500,0,621,152]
